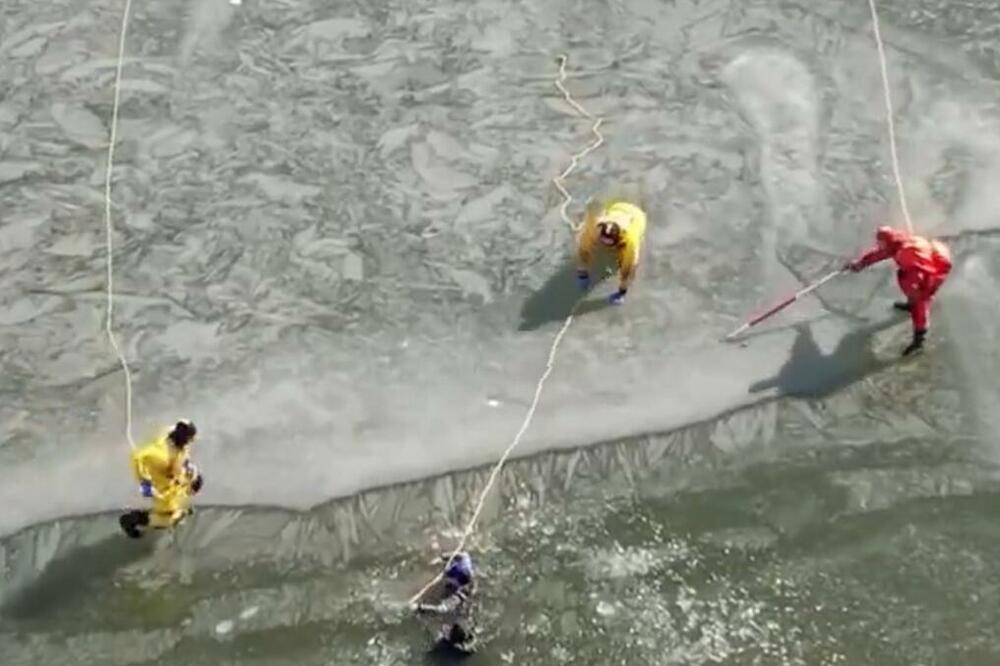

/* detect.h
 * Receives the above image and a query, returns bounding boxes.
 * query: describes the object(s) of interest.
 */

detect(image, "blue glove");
[608,288,627,305]
[140,480,154,498]
[576,269,590,291]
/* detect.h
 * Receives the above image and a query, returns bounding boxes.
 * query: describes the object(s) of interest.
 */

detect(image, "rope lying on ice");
[408,55,605,606]
[103,0,138,450]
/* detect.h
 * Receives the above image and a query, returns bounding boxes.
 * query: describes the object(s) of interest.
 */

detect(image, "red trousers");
[897,269,947,332]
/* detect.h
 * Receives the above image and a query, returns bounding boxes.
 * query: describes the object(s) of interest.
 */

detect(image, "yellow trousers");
[148,486,194,528]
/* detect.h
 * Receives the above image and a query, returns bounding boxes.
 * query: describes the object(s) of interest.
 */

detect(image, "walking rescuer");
[575,198,647,305]
[120,420,204,538]
[846,226,952,356]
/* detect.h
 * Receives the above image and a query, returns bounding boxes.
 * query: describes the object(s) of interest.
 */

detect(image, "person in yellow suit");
[575,199,648,304]
[119,420,203,538]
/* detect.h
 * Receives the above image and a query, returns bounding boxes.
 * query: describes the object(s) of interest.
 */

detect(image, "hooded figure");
[847,226,952,355]
[120,420,203,538]
[415,552,477,655]
[575,199,648,305]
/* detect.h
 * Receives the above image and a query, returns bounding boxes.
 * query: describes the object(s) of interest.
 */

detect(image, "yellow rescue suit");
[576,200,647,292]
[130,432,197,528]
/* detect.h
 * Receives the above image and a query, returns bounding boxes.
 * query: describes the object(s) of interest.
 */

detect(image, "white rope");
[409,54,605,605]
[104,0,137,449]
[867,0,914,233]
[553,56,605,233]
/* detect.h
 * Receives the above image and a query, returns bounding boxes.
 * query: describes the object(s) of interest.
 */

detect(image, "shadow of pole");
[748,315,905,399]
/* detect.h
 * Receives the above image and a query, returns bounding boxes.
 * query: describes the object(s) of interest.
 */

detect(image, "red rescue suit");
[850,226,952,333]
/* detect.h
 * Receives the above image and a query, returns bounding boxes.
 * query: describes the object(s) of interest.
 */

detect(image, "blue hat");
[444,552,473,586]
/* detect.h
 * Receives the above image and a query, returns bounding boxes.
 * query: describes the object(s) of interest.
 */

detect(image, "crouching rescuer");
[120,419,203,538]
[575,199,647,305]
[846,226,952,356]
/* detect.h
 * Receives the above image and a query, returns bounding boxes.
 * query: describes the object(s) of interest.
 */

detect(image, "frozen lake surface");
[2,0,1000,663]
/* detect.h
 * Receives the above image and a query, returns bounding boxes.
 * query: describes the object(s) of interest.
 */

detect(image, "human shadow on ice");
[2,532,154,622]
[748,315,904,398]
[518,255,619,331]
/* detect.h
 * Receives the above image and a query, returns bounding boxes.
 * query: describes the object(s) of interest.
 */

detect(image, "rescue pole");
[724,268,846,341]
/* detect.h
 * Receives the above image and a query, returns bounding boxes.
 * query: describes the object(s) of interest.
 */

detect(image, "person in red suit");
[847,226,952,356]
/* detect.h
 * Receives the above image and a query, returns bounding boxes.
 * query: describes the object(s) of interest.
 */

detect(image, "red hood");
[876,226,911,248]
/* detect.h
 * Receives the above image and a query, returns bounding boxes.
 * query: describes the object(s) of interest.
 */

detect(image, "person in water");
[414,551,477,655]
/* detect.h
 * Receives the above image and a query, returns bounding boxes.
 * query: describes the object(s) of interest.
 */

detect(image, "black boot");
[893,301,911,312]
[119,510,149,539]
[902,329,926,357]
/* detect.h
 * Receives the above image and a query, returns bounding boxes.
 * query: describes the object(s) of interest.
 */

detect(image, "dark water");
[5,340,1000,665]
